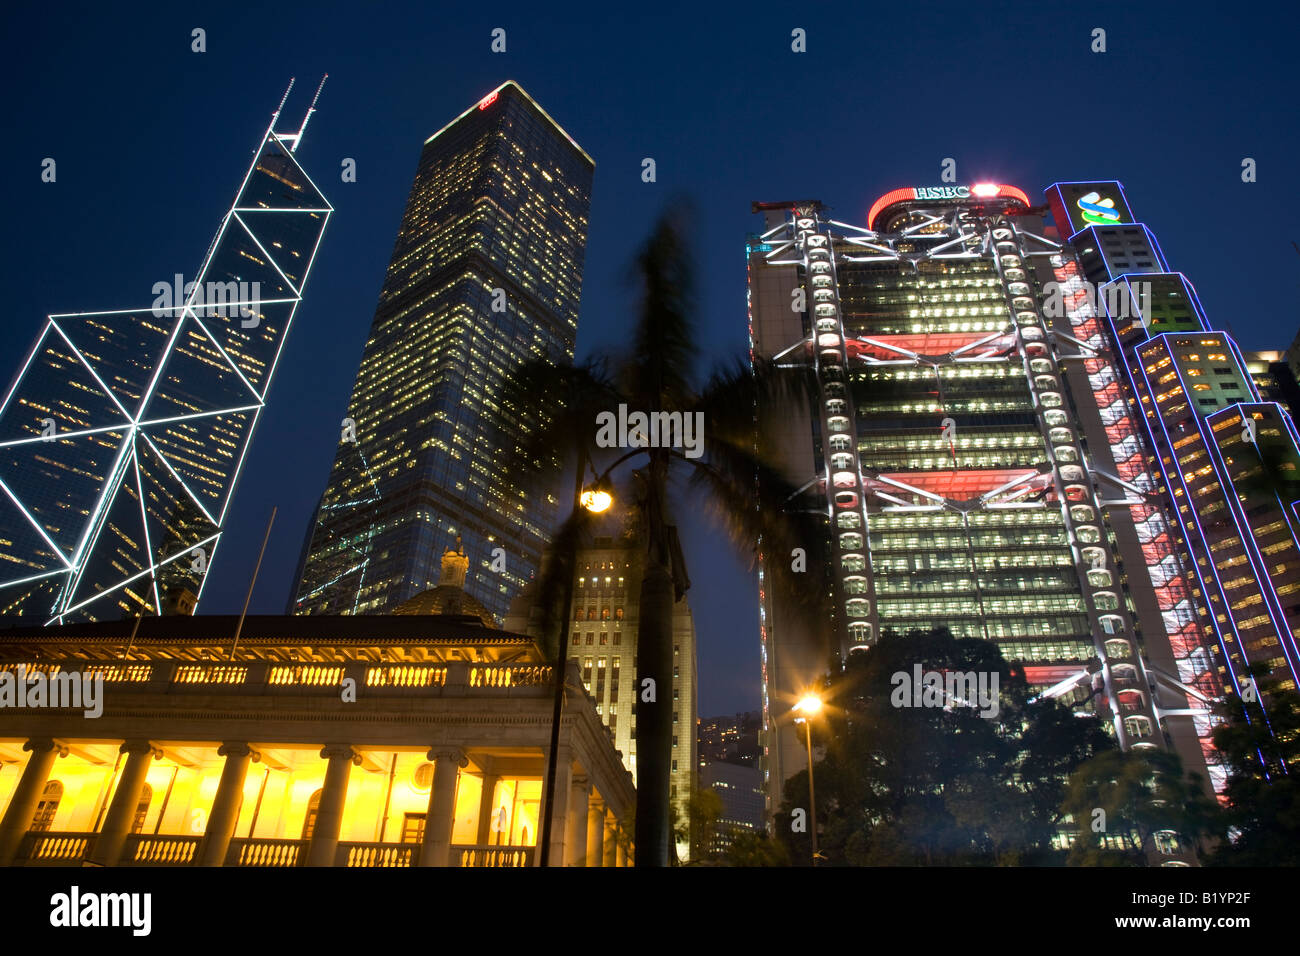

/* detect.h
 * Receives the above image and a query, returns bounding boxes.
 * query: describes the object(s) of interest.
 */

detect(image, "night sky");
[3,0,1297,716]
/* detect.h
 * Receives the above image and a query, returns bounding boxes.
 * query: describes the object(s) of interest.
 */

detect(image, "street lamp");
[793,692,823,866]
[539,460,624,865]
[539,444,686,867]
[579,480,613,514]
[795,694,822,717]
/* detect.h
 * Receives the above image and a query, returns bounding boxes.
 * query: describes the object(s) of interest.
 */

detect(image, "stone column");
[616,839,628,867]
[603,811,618,867]
[306,744,359,867]
[0,738,66,866]
[196,743,259,867]
[475,774,500,845]
[418,748,467,867]
[540,744,572,867]
[587,796,605,867]
[566,774,590,866]
[87,740,160,867]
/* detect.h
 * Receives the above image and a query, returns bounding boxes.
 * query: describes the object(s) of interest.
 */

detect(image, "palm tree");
[495,201,822,866]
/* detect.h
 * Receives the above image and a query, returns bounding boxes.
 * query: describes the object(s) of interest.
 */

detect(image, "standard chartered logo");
[1077,191,1121,225]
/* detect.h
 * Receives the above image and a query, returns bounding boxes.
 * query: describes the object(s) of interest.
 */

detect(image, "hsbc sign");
[913,186,971,200]
[867,183,1030,230]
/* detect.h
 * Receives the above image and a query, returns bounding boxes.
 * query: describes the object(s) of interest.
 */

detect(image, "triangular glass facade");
[0,122,332,623]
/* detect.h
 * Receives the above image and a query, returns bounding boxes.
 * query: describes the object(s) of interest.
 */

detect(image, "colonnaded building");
[0,549,632,867]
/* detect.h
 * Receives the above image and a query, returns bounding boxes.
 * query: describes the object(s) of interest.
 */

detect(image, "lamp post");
[538,456,613,866]
[537,445,680,867]
[793,693,822,866]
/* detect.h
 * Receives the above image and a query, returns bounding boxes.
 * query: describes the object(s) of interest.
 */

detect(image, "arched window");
[302,789,323,840]
[31,780,62,832]
[601,607,610,621]
[131,783,153,834]
[574,607,585,621]
[614,607,624,621]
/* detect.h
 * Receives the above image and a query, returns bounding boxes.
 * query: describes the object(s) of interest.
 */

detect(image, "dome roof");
[389,541,497,628]
[391,585,497,628]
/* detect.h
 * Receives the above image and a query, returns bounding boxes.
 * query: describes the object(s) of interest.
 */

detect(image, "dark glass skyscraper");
[293,82,593,620]
[0,84,332,624]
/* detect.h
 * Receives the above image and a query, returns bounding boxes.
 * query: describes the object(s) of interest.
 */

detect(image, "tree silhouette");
[1060,748,1218,865]
[772,626,1111,865]
[495,200,822,866]
[1208,664,1300,866]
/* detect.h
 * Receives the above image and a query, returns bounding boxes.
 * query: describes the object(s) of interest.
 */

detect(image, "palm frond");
[492,355,621,484]
[621,199,698,409]
[692,356,819,460]
[682,437,830,616]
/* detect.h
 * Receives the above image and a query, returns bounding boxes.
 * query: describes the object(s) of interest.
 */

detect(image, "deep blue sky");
[2,0,1297,716]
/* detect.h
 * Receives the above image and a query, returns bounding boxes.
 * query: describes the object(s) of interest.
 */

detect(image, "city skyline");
[1,1,1298,902]
[3,3,1297,720]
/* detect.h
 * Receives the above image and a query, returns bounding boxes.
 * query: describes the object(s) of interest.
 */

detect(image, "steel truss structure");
[755,196,1216,776]
[0,79,332,624]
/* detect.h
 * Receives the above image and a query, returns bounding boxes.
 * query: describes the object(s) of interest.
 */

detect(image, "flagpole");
[230,507,276,661]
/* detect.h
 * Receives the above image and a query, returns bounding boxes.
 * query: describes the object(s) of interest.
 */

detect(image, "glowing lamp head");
[970,183,1000,198]
[580,488,613,514]
[794,693,823,716]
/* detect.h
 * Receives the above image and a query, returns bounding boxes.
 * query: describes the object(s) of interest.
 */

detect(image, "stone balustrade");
[9,832,538,867]
[125,833,200,865]
[226,837,305,867]
[18,831,88,865]
[0,660,555,698]
[455,845,534,867]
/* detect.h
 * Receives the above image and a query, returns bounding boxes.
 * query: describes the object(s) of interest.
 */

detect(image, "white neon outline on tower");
[0,78,333,624]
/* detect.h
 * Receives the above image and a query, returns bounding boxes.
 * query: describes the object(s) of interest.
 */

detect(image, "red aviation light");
[971,183,1031,206]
